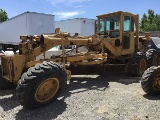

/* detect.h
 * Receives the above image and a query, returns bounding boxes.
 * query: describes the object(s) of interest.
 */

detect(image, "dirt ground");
[0,74,160,120]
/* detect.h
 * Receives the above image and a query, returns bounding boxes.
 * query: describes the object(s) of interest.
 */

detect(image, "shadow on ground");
[101,74,141,85]
[0,74,141,119]
[143,94,160,100]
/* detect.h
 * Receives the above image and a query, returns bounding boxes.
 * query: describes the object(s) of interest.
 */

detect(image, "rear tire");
[16,61,67,109]
[130,52,147,77]
[146,49,159,67]
[141,66,160,95]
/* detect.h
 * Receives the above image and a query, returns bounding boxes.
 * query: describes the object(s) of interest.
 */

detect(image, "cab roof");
[96,11,136,18]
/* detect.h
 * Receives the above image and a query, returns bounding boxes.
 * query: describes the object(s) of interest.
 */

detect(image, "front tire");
[141,66,160,96]
[16,61,67,109]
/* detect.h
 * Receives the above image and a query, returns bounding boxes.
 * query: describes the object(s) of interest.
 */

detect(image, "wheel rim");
[152,55,158,66]
[35,78,59,102]
[139,58,146,73]
[153,74,160,90]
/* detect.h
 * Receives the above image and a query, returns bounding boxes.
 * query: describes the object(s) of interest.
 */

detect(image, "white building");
[55,18,95,36]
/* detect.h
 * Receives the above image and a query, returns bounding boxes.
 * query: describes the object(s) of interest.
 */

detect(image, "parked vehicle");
[0,12,54,52]
[0,11,158,109]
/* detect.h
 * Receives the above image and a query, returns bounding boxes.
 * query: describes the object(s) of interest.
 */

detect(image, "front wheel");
[16,61,67,109]
[141,66,160,95]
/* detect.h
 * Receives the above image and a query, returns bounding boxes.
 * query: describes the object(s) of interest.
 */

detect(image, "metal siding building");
[55,18,95,36]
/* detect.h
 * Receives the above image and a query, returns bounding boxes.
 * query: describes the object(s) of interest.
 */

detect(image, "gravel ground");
[0,74,160,120]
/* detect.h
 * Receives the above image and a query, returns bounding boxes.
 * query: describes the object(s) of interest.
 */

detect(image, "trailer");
[55,18,95,36]
[0,12,54,52]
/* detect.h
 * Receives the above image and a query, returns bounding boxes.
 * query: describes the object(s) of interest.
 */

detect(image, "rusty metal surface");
[67,64,138,75]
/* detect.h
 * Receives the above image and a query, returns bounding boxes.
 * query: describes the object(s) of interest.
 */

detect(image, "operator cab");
[95,11,138,55]
[95,12,121,38]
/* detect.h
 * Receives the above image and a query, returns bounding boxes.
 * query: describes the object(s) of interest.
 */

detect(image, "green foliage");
[140,9,160,31]
[0,8,8,22]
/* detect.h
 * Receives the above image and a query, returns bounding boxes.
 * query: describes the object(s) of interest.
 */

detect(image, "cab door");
[122,15,135,54]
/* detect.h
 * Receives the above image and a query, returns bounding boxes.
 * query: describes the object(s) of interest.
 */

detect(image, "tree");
[140,9,160,31]
[140,13,148,31]
[0,8,8,22]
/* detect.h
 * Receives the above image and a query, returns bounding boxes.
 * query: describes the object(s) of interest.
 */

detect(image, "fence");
[140,31,160,37]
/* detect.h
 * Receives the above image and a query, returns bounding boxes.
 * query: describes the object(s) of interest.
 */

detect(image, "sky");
[0,0,160,21]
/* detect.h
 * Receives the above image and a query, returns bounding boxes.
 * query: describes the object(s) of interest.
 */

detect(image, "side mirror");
[115,39,120,47]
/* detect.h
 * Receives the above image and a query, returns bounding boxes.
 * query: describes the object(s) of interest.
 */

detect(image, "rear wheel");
[146,49,159,67]
[16,61,67,109]
[141,66,160,95]
[130,52,147,77]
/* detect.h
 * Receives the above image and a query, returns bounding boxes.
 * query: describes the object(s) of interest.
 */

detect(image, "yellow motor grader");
[0,11,159,109]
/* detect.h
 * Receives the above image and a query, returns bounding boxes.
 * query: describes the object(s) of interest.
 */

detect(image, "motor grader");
[0,11,159,109]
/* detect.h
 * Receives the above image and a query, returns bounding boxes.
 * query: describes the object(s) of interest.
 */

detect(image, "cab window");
[124,16,130,31]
